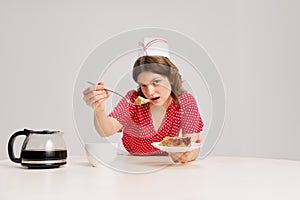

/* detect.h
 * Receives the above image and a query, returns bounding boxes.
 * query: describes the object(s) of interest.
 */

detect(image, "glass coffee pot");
[8,129,67,169]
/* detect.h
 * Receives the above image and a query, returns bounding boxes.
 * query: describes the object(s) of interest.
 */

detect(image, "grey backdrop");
[1,0,299,160]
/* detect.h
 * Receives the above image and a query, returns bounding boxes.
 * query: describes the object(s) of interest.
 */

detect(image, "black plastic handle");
[8,129,30,163]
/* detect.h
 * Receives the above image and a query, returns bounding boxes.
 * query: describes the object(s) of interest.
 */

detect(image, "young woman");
[83,38,203,163]
[83,39,204,163]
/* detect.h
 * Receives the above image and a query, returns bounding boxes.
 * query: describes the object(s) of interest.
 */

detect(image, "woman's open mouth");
[150,97,160,103]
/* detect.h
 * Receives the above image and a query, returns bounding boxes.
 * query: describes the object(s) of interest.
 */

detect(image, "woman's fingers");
[83,85,96,95]
[86,91,109,104]
[84,92,109,106]
[82,82,110,109]
[84,89,107,101]
[83,84,105,95]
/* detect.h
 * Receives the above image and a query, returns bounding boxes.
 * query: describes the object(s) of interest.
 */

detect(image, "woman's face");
[136,71,172,108]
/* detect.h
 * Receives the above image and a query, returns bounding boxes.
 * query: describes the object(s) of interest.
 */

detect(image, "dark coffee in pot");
[21,149,67,168]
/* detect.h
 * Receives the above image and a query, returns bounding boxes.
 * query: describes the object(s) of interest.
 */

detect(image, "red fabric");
[108,90,203,155]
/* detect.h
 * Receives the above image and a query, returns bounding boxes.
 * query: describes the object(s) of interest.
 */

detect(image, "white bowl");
[85,142,118,167]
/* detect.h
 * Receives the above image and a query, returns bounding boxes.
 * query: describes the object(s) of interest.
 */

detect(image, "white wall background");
[0,0,299,160]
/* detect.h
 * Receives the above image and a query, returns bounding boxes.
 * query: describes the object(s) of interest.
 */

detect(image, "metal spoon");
[86,81,149,105]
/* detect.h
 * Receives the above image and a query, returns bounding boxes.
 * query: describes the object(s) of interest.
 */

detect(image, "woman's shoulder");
[125,89,138,96]
[178,92,197,106]
[126,90,139,101]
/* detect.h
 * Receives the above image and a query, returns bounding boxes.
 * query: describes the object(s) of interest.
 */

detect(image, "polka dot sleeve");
[108,90,135,132]
[179,93,204,134]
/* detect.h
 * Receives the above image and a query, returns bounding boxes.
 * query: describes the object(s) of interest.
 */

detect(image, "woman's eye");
[140,84,146,88]
[153,80,161,86]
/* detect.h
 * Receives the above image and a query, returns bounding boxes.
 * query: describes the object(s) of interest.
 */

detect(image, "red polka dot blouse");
[109,90,204,155]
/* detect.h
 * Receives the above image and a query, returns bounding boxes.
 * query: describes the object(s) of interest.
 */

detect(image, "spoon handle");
[103,88,127,100]
[86,81,135,105]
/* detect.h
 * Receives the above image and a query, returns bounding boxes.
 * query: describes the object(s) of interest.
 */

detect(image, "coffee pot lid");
[24,129,61,134]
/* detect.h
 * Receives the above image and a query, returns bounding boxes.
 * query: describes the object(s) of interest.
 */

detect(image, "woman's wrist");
[94,106,106,115]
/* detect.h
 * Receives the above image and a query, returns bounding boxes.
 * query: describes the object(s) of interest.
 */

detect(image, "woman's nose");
[145,85,155,96]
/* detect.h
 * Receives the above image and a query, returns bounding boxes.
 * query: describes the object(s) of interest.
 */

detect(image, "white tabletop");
[1,155,300,200]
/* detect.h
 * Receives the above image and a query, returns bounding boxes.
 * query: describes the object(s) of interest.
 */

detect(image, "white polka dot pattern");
[108,90,203,155]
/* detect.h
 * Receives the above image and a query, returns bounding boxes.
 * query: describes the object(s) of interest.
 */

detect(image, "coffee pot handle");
[8,129,30,163]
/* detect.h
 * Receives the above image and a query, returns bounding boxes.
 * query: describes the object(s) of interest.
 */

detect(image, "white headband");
[138,37,170,58]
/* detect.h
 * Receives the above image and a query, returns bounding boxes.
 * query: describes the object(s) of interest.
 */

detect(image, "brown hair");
[132,56,186,107]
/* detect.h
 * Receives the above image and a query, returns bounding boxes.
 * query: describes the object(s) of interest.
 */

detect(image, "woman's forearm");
[94,111,117,137]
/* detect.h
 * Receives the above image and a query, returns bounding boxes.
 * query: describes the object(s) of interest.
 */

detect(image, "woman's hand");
[169,134,201,164]
[82,82,110,112]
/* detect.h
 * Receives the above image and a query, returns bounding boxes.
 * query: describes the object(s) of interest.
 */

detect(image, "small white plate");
[151,142,201,153]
